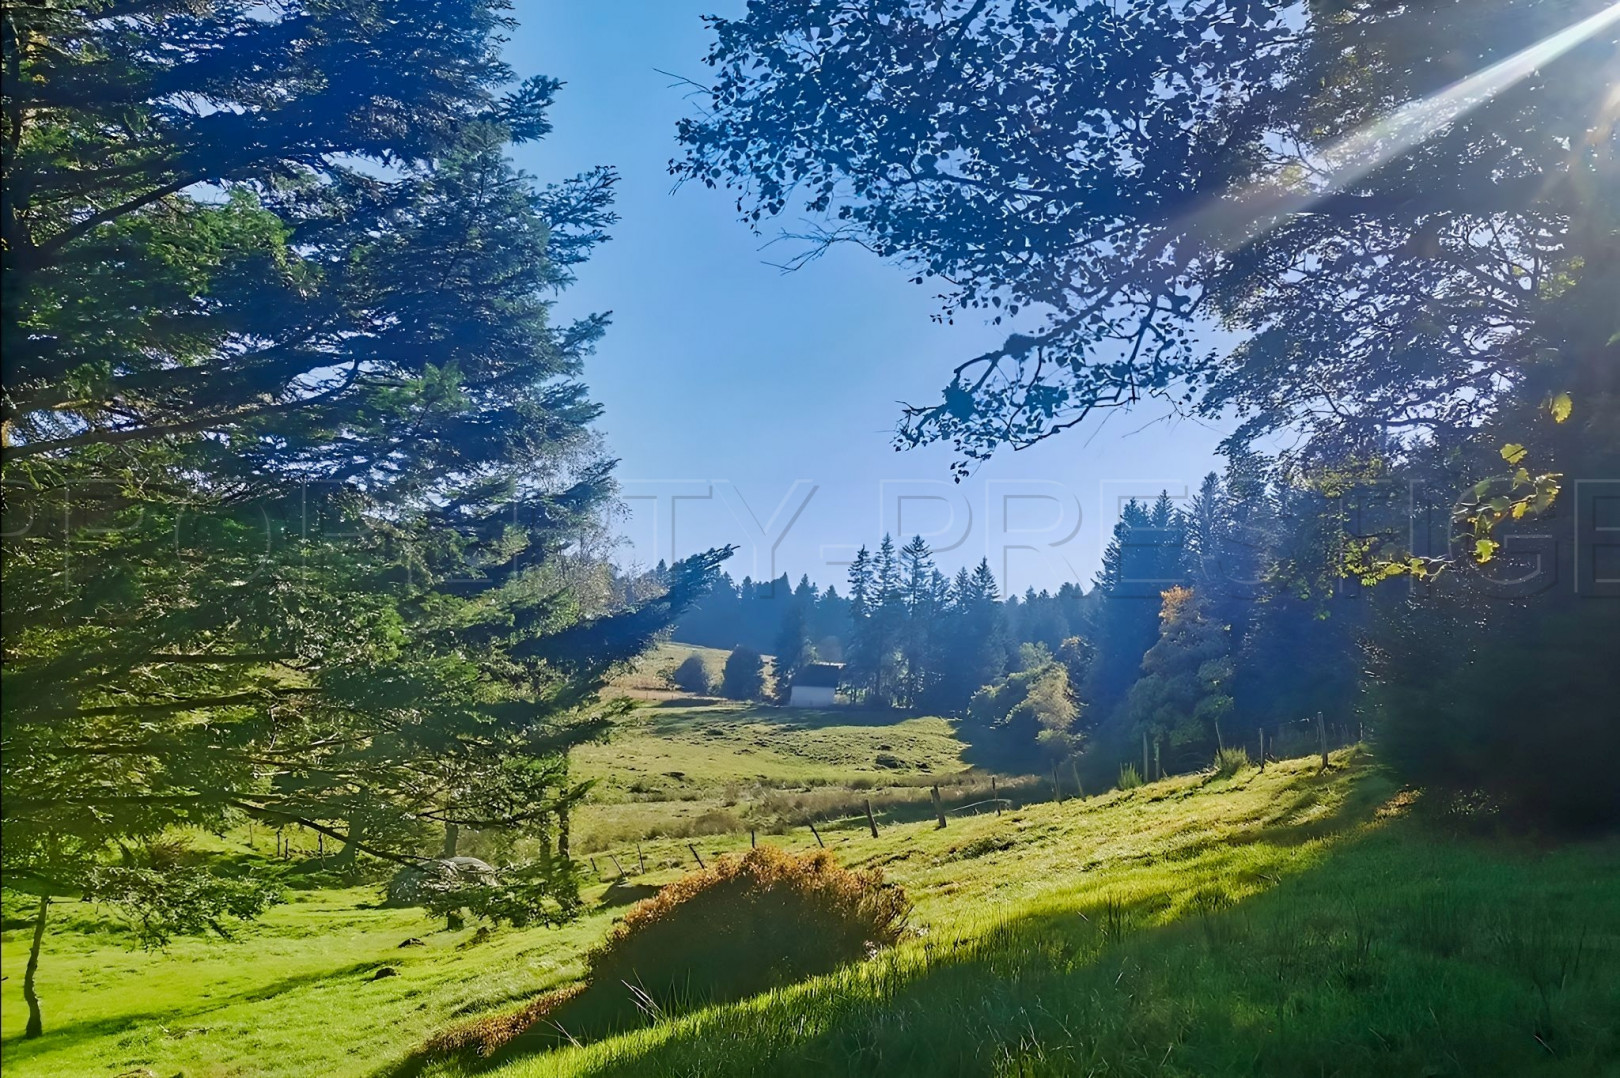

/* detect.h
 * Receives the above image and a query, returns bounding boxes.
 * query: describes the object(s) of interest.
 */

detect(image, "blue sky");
[508,1,1235,594]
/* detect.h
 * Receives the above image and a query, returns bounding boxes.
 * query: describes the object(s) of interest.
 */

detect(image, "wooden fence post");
[864,798,879,838]
[608,853,626,878]
[750,829,756,848]
[1154,740,1162,782]
[1258,727,1266,772]
[1051,764,1063,804]
[687,843,705,869]
[1142,730,1150,782]
[931,784,947,829]
[808,821,825,848]
[991,777,1001,816]
[637,843,646,874]
[1317,712,1328,771]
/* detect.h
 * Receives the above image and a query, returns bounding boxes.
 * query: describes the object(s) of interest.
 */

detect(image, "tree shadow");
[535,811,1620,1077]
[0,960,382,1063]
[596,880,661,908]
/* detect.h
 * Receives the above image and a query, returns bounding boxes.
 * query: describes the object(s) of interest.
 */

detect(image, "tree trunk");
[333,816,362,869]
[23,894,48,1038]
[441,822,459,859]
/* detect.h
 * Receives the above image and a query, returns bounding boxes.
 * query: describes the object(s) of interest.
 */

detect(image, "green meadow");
[6,707,1618,1078]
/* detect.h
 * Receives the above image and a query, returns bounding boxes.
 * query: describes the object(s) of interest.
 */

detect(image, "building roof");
[791,662,844,688]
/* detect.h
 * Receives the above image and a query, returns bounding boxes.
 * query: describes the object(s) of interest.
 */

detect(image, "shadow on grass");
[544,819,1620,1078]
[596,880,661,909]
[0,960,383,1063]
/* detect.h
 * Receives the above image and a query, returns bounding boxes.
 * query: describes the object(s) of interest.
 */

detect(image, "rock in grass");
[369,966,399,981]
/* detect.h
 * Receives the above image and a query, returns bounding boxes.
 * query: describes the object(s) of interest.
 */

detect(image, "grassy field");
[570,702,973,850]
[599,642,770,704]
[567,642,985,851]
[5,740,1618,1078]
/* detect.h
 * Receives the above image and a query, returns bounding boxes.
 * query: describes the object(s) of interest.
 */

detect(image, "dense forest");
[672,471,1369,785]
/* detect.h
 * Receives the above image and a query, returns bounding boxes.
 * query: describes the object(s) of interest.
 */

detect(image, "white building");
[786,662,843,708]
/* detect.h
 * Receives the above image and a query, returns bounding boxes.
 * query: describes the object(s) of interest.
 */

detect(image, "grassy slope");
[575,706,965,790]
[569,702,971,850]
[600,642,738,702]
[433,755,1620,1078]
[9,750,1617,1078]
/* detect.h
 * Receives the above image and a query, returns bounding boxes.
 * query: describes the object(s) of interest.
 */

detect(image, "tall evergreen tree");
[842,546,878,700]
[1087,498,1188,719]
[0,0,726,1034]
[1127,587,1235,773]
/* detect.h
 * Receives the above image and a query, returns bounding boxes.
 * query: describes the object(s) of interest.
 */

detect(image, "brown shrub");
[413,848,909,1062]
[588,846,909,1009]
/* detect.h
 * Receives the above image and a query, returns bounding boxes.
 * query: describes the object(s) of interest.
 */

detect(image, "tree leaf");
[1500,443,1528,465]
[1549,392,1573,424]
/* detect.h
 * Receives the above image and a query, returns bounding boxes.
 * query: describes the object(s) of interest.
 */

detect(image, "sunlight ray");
[1204,1,1620,249]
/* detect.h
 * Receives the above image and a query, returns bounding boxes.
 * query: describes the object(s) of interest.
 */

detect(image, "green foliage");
[1087,496,1188,721]
[0,0,728,1034]
[669,655,712,695]
[414,859,586,932]
[1117,763,1145,791]
[720,647,766,701]
[677,1,1613,483]
[1127,587,1235,767]
[964,659,1081,768]
[82,867,281,950]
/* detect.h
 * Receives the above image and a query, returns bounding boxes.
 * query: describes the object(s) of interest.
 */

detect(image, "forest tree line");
[671,441,1616,819]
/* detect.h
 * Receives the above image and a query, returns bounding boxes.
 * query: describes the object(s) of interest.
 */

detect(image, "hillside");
[6,744,1617,1078]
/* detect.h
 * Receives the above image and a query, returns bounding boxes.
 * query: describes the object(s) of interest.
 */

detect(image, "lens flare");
[1201,1,1620,249]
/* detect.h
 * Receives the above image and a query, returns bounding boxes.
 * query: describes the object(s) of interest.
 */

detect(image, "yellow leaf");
[1549,392,1573,424]
[1474,539,1499,563]
[1500,443,1528,465]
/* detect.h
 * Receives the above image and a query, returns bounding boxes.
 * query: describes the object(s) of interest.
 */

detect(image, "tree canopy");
[676,0,1618,474]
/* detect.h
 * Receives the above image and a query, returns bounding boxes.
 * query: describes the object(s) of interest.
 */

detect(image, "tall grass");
[1212,745,1251,778]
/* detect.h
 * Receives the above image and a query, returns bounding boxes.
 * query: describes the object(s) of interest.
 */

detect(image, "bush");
[670,653,711,694]
[721,646,766,701]
[589,847,909,1008]
[1212,746,1251,778]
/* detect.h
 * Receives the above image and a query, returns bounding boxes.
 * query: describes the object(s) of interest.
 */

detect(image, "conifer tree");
[1127,587,1235,771]
[0,0,726,1033]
